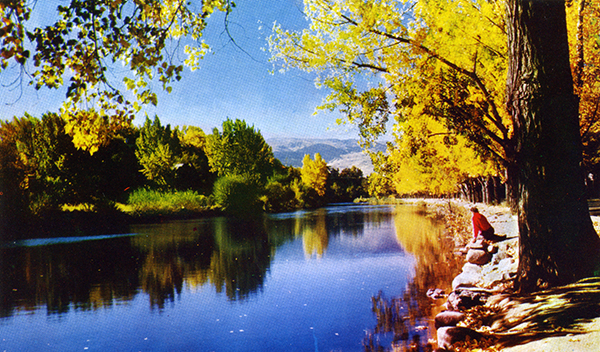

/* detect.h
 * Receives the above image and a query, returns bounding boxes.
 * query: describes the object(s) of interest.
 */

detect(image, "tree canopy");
[135,115,181,188]
[269,0,600,200]
[205,118,276,184]
[301,153,329,197]
[269,0,511,197]
[0,0,232,153]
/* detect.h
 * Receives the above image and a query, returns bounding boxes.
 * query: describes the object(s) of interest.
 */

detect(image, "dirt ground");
[501,318,600,352]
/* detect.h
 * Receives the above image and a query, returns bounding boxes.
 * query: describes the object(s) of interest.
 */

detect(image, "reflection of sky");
[0,206,416,352]
[0,247,412,351]
[2,233,138,248]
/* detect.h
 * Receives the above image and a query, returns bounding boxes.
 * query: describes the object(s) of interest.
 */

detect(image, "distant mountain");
[267,138,386,175]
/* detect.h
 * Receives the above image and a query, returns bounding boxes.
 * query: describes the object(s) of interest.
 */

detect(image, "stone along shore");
[416,199,600,352]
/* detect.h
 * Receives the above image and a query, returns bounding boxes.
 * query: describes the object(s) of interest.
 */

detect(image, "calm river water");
[0,204,459,352]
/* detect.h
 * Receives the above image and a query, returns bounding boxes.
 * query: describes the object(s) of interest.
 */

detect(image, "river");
[0,203,460,351]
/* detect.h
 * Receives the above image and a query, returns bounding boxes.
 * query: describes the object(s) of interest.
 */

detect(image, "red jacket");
[472,212,492,238]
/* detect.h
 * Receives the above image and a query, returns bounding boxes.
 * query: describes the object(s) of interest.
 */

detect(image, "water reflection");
[0,204,459,352]
[0,205,395,319]
[364,204,463,351]
[0,236,140,318]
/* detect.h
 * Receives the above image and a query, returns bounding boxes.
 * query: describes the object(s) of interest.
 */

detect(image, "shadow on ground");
[490,277,600,348]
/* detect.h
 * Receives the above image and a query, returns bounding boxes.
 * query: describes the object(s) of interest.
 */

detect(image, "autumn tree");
[269,0,513,200]
[567,0,600,196]
[506,0,600,292]
[271,0,600,291]
[0,0,231,153]
[301,153,329,197]
[387,115,497,197]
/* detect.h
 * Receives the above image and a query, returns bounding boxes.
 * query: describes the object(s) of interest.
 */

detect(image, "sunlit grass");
[354,196,405,205]
[61,203,96,212]
[126,188,214,216]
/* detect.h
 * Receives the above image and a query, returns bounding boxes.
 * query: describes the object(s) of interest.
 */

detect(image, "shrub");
[213,175,261,216]
[262,180,298,213]
[127,188,213,216]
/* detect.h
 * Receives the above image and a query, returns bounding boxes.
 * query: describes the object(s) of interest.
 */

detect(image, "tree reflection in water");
[363,204,464,352]
[209,217,272,301]
[0,203,454,352]
[132,216,272,304]
[0,209,357,316]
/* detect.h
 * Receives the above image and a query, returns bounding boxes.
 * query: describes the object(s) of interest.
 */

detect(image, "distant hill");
[267,138,386,175]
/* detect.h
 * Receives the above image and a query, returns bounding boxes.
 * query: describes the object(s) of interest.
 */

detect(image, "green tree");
[0,113,142,218]
[0,113,89,214]
[327,166,366,202]
[262,166,302,212]
[205,118,276,185]
[135,116,181,189]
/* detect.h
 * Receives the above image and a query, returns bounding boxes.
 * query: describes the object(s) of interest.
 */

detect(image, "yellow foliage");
[566,1,600,168]
[301,153,329,197]
[270,0,508,196]
[61,105,133,154]
[389,115,495,196]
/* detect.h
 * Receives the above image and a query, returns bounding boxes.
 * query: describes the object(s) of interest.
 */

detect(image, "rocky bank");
[412,199,600,352]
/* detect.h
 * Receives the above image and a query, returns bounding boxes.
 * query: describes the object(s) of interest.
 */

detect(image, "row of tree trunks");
[459,176,506,205]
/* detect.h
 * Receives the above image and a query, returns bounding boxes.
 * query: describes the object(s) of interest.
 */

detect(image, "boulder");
[434,311,466,329]
[479,257,518,288]
[427,288,447,300]
[451,270,481,290]
[462,262,483,275]
[467,241,486,250]
[446,288,489,311]
[466,248,492,265]
[436,326,482,350]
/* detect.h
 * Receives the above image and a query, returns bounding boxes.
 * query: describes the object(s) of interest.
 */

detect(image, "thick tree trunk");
[506,0,600,293]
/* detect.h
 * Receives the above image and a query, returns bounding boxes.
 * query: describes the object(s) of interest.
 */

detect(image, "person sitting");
[470,207,507,242]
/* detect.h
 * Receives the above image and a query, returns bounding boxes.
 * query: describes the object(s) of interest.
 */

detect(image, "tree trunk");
[506,0,600,293]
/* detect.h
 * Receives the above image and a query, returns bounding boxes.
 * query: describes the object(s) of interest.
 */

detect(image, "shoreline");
[415,198,600,351]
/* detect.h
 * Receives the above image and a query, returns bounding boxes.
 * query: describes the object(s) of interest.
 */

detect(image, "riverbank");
[412,198,600,351]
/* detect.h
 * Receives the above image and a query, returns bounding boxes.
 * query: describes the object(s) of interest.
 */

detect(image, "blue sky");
[0,0,360,140]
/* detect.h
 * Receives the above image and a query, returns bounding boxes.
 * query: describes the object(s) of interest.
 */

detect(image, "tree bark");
[506,0,600,293]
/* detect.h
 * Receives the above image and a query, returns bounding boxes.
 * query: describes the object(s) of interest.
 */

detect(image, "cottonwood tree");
[271,0,600,291]
[506,0,600,292]
[567,1,600,195]
[0,0,231,153]
[269,0,513,200]
[301,153,329,197]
